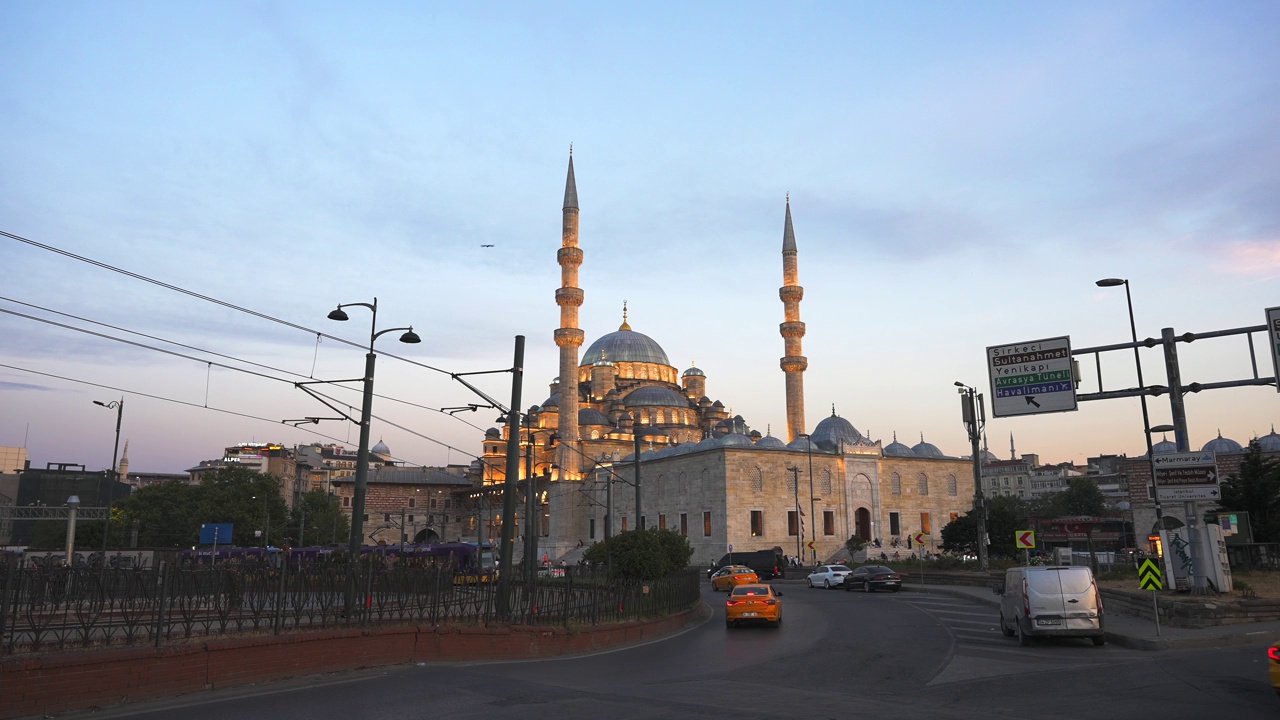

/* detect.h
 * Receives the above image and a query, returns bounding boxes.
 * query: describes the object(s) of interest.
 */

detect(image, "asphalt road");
[83,582,1279,720]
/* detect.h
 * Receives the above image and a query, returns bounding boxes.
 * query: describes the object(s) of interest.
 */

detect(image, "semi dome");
[810,409,863,452]
[541,394,559,409]
[579,408,612,426]
[581,328,670,366]
[787,436,819,453]
[1256,427,1280,452]
[623,386,690,408]
[911,434,945,459]
[1201,431,1243,454]
[883,433,915,458]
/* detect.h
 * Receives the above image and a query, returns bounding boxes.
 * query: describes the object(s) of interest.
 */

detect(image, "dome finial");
[831,403,837,417]
[619,300,631,331]
[569,142,573,157]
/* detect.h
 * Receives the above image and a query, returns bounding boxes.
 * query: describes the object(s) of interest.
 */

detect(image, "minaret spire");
[1010,432,1016,461]
[554,150,585,478]
[778,194,808,442]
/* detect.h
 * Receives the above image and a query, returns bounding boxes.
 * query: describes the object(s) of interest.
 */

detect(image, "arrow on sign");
[1015,530,1035,549]
[1138,558,1163,591]
[1024,396,1041,408]
[807,540,815,550]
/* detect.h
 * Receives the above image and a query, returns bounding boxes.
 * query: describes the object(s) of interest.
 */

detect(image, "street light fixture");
[1096,278,1164,528]
[797,433,817,565]
[327,297,420,559]
[64,495,81,566]
[93,398,124,552]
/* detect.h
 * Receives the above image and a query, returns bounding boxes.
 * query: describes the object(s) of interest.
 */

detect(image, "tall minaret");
[779,194,808,442]
[118,440,130,483]
[554,148,585,477]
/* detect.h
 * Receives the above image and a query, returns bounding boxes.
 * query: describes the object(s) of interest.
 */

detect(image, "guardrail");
[0,557,701,655]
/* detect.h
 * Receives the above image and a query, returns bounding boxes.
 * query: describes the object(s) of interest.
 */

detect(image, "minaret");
[118,440,130,483]
[554,148,585,477]
[1009,433,1017,461]
[778,194,808,442]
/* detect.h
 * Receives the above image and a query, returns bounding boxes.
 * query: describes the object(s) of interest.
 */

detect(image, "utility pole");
[497,336,525,615]
[633,424,644,530]
[523,413,539,576]
[958,382,988,570]
[789,467,802,561]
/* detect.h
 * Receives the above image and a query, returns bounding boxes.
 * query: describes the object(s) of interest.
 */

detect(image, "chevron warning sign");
[1138,558,1163,590]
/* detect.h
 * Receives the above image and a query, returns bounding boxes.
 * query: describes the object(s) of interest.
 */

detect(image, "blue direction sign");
[986,336,1078,417]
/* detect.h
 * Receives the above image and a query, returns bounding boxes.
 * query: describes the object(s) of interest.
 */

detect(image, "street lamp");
[1096,279,1165,527]
[93,398,123,551]
[64,495,81,566]
[327,297,420,559]
[798,433,817,565]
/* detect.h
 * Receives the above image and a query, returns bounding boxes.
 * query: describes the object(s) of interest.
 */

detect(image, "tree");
[941,495,1029,558]
[583,528,693,580]
[111,466,291,548]
[1219,441,1280,542]
[287,489,350,546]
[1055,478,1107,517]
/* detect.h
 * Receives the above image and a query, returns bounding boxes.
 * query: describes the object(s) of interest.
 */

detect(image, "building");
[188,442,307,507]
[330,462,473,546]
[476,153,978,564]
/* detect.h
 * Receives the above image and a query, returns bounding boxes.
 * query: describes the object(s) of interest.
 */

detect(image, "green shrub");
[583,528,694,581]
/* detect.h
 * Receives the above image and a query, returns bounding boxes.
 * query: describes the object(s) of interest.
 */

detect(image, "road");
[87,582,1278,720]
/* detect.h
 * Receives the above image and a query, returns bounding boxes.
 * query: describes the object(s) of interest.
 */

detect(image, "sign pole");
[1153,590,1161,637]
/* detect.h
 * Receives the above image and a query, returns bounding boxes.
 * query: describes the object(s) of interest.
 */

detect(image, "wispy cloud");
[1212,240,1280,278]
[0,380,54,392]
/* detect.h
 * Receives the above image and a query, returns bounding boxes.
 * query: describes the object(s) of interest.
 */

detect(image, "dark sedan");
[844,565,902,592]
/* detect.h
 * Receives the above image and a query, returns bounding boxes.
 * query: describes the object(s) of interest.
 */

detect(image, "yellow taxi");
[1269,640,1280,696]
[710,565,759,592]
[725,583,783,628]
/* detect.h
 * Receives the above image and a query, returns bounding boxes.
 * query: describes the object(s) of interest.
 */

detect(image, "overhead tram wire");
[1,229,450,375]
[0,301,488,433]
[0,361,479,467]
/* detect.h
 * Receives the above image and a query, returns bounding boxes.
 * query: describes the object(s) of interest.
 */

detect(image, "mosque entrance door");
[854,508,872,542]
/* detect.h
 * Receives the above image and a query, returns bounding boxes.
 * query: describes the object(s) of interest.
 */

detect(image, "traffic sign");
[1157,486,1221,501]
[728,544,733,552]
[1015,530,1036,549]
[913,533,929,547]
[806,540,815,551]
[1138,558,1163,590]
[986,336,1078,417]
[1267,306,1280,394]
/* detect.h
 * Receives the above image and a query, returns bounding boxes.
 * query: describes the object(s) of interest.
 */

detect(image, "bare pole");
[496,335,525,614]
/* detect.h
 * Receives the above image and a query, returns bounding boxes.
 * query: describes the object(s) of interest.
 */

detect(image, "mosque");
[473,152,978,564]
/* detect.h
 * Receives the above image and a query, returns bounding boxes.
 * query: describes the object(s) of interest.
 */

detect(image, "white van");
[995,566,1105,646]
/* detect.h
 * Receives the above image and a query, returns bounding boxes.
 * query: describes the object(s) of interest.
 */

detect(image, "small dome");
[712,400,725,408]
[980,448,999,463]
[579,408,612,426]
[698,396,712,407]
[371,439,391,456]
[1256,427,1280,452]
[754,435,787,450]
[787,436,819,453]
[883,433,915,457]
[1149,436,1178,456]
[911,434,945,459]
[624,386,690,408]
[682,365,705,377]
[718,432,755,448]
[541,394,560,409]
[484,427,501,438]
[810,410,863,452]
[1201,430,1242,454]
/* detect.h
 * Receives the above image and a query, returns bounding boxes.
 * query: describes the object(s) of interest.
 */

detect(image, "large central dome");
[581,328,671,366]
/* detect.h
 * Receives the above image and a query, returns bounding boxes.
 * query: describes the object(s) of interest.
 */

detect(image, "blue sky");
[2,1,1277,474]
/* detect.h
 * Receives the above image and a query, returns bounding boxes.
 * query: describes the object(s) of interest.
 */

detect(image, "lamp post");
[798,433,817,565]
[956,382,988,570]
[93,398,123,551]
[64,495,81,566]
[787,466,802,562]
[326,297,421,559]
[632,423,666,531]
[1095,278,1165,527]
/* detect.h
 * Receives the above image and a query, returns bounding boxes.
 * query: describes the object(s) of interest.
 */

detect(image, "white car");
[807,565,852,589]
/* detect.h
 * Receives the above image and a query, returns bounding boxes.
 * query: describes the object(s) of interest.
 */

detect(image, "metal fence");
[0,558,701,656]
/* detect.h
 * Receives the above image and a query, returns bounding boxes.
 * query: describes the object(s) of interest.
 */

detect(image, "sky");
[2,1,1278,476]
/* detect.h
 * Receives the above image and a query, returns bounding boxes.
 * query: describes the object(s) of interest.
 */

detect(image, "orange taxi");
[710,565,759,592]
[725,583,783,628]
[1269,640,1280,697]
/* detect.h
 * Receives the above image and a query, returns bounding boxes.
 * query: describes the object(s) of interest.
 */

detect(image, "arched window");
[820,470,832,496]
[947,475,958,496]
[656,410,665,424]
[751,467,763,493]
[622,365,633,379]
[590,430,600,440]
[891,473,902,495]
[918,474,929,496]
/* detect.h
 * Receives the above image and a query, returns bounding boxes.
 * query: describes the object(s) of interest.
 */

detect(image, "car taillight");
[1269,646,1280,662]
[765,599,777,606]
[726,600,740,606]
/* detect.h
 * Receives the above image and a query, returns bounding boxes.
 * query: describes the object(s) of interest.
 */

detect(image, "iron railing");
[0,557,701,655]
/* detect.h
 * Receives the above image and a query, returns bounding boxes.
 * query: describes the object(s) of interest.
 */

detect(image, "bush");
[583,528,693,581]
